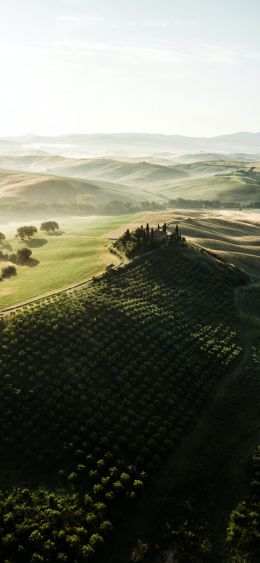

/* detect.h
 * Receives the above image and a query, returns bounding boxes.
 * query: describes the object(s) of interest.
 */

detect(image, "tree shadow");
[26,239,48,248]
[27,258,40,267]
[1,242,12,251]
[46,230,64,237]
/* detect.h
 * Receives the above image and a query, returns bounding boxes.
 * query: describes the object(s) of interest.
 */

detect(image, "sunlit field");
[109,209,260,278]
[0,214,140,309]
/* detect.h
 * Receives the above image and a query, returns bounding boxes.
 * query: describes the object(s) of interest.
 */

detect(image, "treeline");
[1,198,260,220]
[169,198,260,209]
[0,200,166,220]
[168,198,255,210]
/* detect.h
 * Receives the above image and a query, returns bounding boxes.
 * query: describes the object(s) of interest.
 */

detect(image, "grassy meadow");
[1,209,259,310]
[0,214,140,309]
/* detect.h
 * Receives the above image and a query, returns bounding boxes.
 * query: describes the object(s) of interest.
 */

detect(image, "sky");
[0,0,260,137]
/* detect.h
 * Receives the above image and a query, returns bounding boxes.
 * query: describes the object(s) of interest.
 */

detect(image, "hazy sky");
[1,0,260,136]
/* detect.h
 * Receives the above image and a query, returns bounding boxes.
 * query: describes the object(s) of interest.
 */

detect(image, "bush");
[1,265,16,278]
[89,533,104,548]
[0,250,9,261]
[16,248,32,264]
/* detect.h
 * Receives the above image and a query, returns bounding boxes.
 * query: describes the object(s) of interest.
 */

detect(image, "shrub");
[1,265,16,278]
[89,533,104,548]
[16,248,32,264]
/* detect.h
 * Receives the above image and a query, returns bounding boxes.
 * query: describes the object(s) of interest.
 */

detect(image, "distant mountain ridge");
[1,132,260,157]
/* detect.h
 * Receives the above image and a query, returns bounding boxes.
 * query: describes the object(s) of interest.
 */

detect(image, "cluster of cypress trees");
[114,222,184,257]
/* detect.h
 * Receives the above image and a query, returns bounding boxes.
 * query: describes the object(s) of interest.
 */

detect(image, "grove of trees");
[114,223,185,258]
[0,243,248,561]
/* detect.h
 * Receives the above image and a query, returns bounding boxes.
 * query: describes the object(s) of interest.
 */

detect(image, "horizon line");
[1,130,260,140]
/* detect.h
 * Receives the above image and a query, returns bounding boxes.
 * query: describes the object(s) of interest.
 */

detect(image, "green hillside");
[0,215,141,309]
[0,154,232,185]
[0,155,259,210]
[0,168,154,208]
[159,171,260,202]
[0,242,250,562]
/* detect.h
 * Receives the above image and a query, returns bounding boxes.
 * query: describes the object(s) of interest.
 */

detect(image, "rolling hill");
[0,240,254,563]
[0,167,164,219]
[0,155,259,214]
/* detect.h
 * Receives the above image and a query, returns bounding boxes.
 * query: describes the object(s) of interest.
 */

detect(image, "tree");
[1,265,16,278]
[0,232,5,243]
[40,221,59,233]
[16,248,32,264]
[17,226,37,240]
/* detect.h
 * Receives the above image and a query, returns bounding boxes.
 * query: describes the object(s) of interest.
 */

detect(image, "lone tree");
[40,221,59,233]
[0,232,5,244]
[17,226,37,240]
[16,248,32,264]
